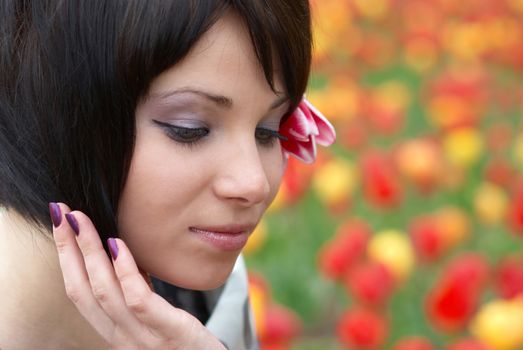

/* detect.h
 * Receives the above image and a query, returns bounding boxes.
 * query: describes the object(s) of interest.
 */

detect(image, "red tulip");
[344,261,395,307]
[485,123,513,154]
[425,254,489,332]
[391,336,435,350]
[360,150,402,208]
[364,98,405,135]
[259,304,301,349]
[426,71,488,131]
[483,158,515,189]
[337,308,388,349]
[429,72,488,108]
[260,345,290,350]
[507,182,523,235]
[318,219,371,280]
[443,254,489,290]
[445,338,490,350]
[339,119,369,150]
[354,32,395,68]
[278,157,315,205]
[426,280,476,332]
[495,255,523,299]
[409,216,445,262]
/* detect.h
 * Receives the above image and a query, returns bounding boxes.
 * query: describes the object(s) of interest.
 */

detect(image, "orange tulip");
[433,206,470,251]
[395,138,444,193]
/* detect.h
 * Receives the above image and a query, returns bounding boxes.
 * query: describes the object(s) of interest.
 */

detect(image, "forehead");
[146,10,286,101]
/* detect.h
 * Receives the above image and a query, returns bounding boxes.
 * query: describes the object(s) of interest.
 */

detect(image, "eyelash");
[254,128,288,147]
[153,119,287,149]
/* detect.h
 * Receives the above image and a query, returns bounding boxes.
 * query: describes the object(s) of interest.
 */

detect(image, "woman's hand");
[49,202,226,350]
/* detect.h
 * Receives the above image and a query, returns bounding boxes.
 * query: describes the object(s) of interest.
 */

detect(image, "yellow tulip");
[473,183,508,225]
[483,18,521,51]
[443,127,483,168]
[248,281,268,338]
[404,38,439,73]
[507,0,523,16]
[470,297,523,350]
[434,206,470,250]
[513,133,523,167]
[443,22,488,62]
[311,0,353,62]
[243,220,267,255]
[367,229,415,282]
[373,80,411,112]
[312,158,357,209]
[353,0,390,21]
[308,78,361,122]
[267,186,287,213]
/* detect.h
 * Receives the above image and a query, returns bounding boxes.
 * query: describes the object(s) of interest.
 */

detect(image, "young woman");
[0,1,335,349]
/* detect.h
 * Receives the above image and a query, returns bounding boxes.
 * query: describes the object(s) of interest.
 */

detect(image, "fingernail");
[65,213,80,236]
[108,238,119,260]
[48,202,62,227]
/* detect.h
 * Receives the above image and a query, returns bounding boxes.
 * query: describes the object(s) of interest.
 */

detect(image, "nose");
[212,141,271,207]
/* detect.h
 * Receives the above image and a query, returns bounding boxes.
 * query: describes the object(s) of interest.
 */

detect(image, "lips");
[189,224,254,235]
[189,224,255,251]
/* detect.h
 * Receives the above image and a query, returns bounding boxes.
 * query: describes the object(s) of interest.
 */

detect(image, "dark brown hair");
[0,0,312,251]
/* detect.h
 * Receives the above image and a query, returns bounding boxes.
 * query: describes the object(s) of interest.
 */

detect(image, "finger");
[66,210,142,334]
[138,267,154,291]
[111,238,196,338]
[50,202,114,340]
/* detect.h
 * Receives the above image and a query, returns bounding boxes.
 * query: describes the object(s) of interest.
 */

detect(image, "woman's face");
[117,12,288,290]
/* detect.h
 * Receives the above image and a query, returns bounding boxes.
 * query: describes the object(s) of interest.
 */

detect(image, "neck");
[0,208,107,350]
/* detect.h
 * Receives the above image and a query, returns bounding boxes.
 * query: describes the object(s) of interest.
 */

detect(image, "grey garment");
[204,255,259,350]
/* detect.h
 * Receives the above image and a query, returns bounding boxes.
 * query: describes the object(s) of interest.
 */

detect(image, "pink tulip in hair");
[279,97,336,163]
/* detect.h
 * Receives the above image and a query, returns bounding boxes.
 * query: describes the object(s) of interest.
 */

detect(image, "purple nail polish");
[48,202,62,227]
[108,238,119,260]
[65,213,80,235]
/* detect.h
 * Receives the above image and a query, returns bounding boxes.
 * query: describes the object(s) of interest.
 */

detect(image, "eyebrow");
[150,87,289,110]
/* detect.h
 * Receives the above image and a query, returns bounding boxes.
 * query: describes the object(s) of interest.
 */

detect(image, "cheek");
[117,132,206,234]
[262,148,287,205]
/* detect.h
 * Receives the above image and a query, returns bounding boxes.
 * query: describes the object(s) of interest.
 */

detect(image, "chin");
[151,262,235,291]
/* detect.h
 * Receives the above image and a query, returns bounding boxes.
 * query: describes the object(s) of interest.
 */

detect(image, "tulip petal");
[298,101,319,135]
[304,99,336,146]
[284,106,318,140]
[281,137,317,164]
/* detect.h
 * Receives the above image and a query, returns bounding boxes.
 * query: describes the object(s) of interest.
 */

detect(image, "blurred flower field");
[244,0,523,349]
